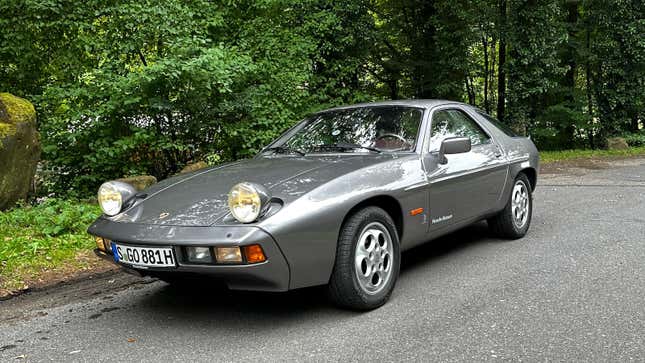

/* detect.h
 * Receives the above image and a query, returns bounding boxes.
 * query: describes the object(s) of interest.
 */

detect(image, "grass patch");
[540,146,645,163]
[0,199,101,293]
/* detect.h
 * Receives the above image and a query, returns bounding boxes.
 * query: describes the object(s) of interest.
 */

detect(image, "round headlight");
[98,181,137,216]
[98,182,122,216]
[228,182,270,223]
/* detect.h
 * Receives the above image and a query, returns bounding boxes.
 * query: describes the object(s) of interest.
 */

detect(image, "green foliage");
[0,199,101,290]
[584,0,645,138]
[622,132,645,147]
[531,104,588,150]
[506,0,568,131]
[0,0,643,197]
[0,199,99,241]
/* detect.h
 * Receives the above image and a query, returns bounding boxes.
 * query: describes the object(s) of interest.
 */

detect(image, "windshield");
[270,106,423,154]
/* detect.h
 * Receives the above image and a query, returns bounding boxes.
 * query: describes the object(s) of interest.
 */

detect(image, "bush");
[0,198,101,291]
[622,132,645,147]
[0,199,100,260]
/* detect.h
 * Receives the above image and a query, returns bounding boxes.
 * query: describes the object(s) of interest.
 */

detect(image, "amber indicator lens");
[409,208,424,216]
[243,244,266,264]
[95,236,106,251]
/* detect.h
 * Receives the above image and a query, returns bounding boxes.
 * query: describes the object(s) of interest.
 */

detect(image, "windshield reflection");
[272,106,423,154]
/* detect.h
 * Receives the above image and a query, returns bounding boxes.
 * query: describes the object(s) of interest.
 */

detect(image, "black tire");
[327,206,401,310]
[488,173,533,239]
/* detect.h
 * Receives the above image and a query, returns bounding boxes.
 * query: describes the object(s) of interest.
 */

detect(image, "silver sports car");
[89,100,539,310]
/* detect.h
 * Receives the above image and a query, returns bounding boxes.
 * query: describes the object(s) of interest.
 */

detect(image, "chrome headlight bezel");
[227,182,271,223]
[97,181,137,216]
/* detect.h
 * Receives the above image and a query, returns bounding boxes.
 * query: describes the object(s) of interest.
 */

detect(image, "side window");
[429,109,491,150]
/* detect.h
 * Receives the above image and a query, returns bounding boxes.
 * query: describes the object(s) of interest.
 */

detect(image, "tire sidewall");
[344,208,401,307]
[509,176,533,235]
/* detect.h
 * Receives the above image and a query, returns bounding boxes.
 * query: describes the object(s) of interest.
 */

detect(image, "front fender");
[259,155,426,289]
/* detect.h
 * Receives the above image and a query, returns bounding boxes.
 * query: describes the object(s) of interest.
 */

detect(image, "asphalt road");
[1,158,644,362]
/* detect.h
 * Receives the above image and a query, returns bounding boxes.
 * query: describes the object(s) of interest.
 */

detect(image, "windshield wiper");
[314,142,382,153]
[263,146,306,156]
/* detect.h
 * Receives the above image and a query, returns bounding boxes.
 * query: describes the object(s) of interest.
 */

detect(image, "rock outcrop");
[116,175,158,191]
[606,137,629,150]
[180,161,208,174]
[0,93,41,210]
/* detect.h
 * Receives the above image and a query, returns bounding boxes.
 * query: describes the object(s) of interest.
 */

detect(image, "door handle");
[494,146,503,158]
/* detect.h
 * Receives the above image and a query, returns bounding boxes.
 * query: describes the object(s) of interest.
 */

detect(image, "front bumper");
[88,218,290,291]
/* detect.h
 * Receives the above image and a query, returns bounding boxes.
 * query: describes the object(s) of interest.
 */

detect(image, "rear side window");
[430,109,491,150]
[477,111,519,137]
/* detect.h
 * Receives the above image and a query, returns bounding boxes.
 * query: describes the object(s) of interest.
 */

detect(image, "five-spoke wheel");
[511,181,530,229]
[354,222,394,295]
[488,173,533,239]
[328,207,400,310]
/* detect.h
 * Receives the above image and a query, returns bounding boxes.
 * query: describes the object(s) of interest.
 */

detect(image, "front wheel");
[327,207,401,310]
[488,173,533,239]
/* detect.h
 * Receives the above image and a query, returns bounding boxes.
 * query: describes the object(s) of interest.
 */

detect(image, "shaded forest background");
[1,0,643,197]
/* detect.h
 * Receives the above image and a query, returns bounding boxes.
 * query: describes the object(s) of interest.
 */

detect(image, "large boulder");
[116,175,157,191]
[0,93,41,210]
[607,137,629,150]
[180,161,208,174]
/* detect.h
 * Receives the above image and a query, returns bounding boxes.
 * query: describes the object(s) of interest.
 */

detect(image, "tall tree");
[506,0,567,137]
[497,0,508,122]
[584,0,644,138]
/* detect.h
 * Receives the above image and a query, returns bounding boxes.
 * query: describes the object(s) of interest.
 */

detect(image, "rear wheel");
[327,207,400,310]
[488,173,533,239]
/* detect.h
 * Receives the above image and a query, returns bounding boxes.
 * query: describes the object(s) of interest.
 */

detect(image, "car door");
[422,107,508,231]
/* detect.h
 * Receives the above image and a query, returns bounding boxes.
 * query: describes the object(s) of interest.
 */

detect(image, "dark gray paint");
[88,100,539,291]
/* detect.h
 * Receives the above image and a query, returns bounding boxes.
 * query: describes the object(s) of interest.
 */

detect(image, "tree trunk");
[482,35,489,113]
[585,24,595,149]
[631,115,640,132]
[563,0,579,148]
[490,38,497,112]
[497,0,507,122]
[466,76,476,105]
[389,79,398,100]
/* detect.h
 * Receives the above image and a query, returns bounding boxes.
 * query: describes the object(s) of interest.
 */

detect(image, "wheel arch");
[342,195,404,241]
[518,167,537,191]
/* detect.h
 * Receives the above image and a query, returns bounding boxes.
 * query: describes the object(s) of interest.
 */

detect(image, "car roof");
[319,99,464,113]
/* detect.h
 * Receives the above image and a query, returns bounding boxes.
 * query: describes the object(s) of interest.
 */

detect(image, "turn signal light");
[95,236,106,251]
[94,237,113,254]
[243,244,266,264]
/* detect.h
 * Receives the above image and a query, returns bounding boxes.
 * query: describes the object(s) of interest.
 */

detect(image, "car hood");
[108,154,406,226]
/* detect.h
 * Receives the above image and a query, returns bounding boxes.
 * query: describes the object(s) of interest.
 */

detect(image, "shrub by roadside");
[0,198,105,296]
[622,132,645,148]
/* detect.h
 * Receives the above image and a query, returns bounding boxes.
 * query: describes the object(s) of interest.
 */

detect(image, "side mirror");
[438,137,471,164]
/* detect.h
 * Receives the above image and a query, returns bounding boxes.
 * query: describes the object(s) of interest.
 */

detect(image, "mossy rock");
[606,137,629,150]
[180,161,208,174]
[116,175,158,191]
[0,93,41,210]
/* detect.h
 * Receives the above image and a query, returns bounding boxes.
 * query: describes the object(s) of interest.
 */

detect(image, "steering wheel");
[374,133,411,149]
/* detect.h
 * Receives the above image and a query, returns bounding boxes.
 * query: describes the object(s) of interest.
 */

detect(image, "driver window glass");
[429,109,490,151]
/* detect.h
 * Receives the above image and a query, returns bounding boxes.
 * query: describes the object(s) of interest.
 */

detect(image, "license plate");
[111,243,175,268]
